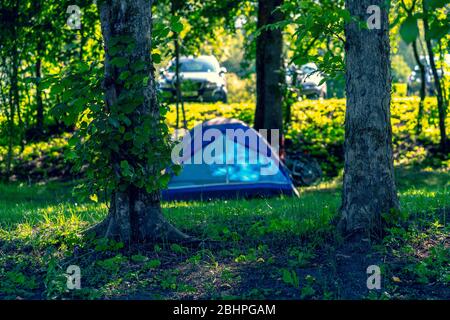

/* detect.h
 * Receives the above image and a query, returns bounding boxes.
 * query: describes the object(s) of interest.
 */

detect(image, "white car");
[158,55,228,103]
[287,63,327,99]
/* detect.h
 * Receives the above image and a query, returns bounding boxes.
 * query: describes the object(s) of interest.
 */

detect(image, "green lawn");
[0,166,448,299]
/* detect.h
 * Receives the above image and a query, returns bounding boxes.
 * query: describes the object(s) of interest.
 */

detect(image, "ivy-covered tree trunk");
[94,0,189,243]
[339,0,399,238]
[254,0,283,141]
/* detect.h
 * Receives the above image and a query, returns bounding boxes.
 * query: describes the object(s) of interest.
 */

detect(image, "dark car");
[286,63,327,99]
[407,64,437,96]
[407,55,449,96]
[158,55,228,103]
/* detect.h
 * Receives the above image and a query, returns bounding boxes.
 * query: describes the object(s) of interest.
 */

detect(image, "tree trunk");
[91,0,190,244]
[35,42,44,135]
[339,0,399,238]
[174,28,186,130]
[422,2,447,153]
[412,40,426,136]
[254,0,284,145]
[7,27,20,180]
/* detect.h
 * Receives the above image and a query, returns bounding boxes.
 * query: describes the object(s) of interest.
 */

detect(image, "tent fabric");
[162,118,299,201]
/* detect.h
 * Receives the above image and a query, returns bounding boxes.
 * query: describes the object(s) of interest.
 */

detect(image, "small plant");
[131,254,148,263]
[281,269,299,289]
[300,275,316,299]
[144,259,161,270]
[97,255,127,274]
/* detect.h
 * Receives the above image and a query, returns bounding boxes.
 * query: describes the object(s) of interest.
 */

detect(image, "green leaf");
[110,57,128,68]
[400,16,419,44]
[68,136,79,146]
[144,259,161,269]
[428,21,450,40]
[73,97,88,109]
[131,254,148,263]
[152,53,161,64]
[122,97,144,114]
[51,83,65,95]
[119,71,131,81]
[124,132,133,141]
[171,21,184,33]
[120,160,133,177]
[108,118,120,128]
[172,164,182,176]
[424,0,449,9]
[131,60,145,72]
[159,173,171,188]
[120,160,129,170]
[109,45,123,56]
[119,115,132,126]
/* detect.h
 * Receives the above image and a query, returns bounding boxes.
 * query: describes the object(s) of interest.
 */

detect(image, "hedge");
[167,97,449,176]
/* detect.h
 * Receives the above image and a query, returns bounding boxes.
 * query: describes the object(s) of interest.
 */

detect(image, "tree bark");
[254,0,284,145]
[91,0,190,244]
[339,0,399,238]
[422,2,447,153]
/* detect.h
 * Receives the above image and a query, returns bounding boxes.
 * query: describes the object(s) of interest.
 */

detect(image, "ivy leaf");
[122,96,144,114]
[68,136,80,146]
[110,57,128,68]
[400,16,419,44]
[119,71,131,81]
[108,118,120,128]
[158,173,171,188]
[120,160,133,177]
[152,53,161,64]
[109,45,123,56]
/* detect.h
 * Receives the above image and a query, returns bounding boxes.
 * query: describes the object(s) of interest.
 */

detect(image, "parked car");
[158,55,228,103]
[407,55,448,96]
[286,63,327,99]
[407,63,437,96]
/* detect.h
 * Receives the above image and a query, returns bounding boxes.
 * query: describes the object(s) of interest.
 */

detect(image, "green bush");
[1,97,447,180]
[225,73,256,104]
[167,97,448,176]
[392,83,408,97]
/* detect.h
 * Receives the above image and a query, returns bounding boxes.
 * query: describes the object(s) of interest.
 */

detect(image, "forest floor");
[0,166,449,300]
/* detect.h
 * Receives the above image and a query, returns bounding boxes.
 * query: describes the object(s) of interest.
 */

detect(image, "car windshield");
[301,65,317,75]
[169,59,217,73]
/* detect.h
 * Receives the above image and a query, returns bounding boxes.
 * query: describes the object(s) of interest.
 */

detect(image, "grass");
[0,166,448,300]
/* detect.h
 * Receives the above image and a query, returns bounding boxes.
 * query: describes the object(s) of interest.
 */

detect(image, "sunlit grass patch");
[0,166,448,299]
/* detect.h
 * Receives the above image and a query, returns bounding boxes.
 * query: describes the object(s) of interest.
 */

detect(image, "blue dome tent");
[162,118,299,201]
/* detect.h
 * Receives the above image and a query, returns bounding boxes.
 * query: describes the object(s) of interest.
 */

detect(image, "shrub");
[393,83,408,97]
[225,72,256,104]
[2,97,447,180]
[166,97,448,177]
